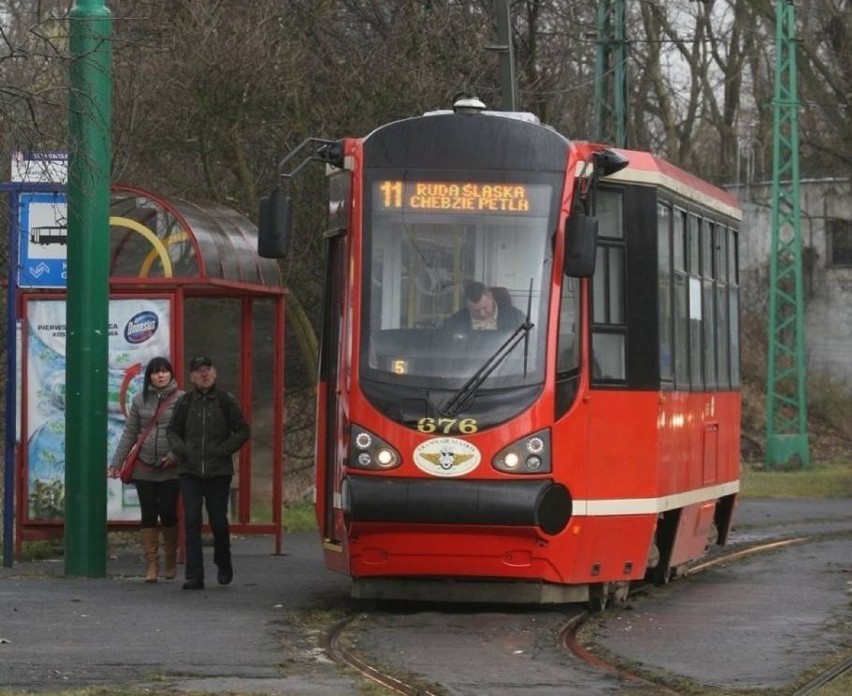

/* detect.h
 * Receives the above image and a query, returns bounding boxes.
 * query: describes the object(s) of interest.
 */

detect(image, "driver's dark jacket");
[441,300,525,336]
[166,386,250,478]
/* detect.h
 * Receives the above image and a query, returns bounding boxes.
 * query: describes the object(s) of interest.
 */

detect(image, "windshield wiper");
[441,318,534,418]
[522,278,533,377]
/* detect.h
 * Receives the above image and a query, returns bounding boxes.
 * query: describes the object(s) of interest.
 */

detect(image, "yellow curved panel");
[140,230,190,277]
[109,216,174,278]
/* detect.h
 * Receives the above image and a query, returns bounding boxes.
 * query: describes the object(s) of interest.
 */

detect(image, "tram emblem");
[413,437,481,477]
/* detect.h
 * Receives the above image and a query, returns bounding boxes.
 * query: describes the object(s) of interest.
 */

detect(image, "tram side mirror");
[594,149,629,178]
[258,188,292,258]
[564,212,598,278]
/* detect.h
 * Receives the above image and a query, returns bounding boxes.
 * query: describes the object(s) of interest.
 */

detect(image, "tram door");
[320,170,351,545]
[319,233,345,542]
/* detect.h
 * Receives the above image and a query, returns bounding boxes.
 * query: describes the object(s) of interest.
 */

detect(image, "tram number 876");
[417,418,479,435]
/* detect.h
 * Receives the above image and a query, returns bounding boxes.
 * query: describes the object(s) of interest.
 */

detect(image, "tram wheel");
[611,581,630,605]
[653,565,672,586]
[706,522,719,547]
[588,583,609,612]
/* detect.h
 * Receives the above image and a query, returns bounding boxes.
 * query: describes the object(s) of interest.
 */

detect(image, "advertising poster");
[26,298,172,521]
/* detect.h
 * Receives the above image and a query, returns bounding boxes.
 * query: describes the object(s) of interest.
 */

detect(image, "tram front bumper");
[343,475,572,535]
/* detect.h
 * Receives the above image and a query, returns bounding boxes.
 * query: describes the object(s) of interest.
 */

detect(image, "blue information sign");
[18,192,68,288]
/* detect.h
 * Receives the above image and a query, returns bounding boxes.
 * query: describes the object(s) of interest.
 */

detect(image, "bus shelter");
[12,184,286,556]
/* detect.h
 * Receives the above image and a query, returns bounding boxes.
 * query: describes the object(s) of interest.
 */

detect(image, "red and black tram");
[260,96,741,605]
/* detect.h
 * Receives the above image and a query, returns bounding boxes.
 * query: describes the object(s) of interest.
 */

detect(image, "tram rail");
[324,531,852,696]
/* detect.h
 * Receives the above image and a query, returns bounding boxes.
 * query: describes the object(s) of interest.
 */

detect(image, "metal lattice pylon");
[766,0,810,468]
[593,0,627,147]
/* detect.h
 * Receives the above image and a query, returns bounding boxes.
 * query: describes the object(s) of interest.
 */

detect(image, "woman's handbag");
[118,392,179,484]
[119,439,143,484]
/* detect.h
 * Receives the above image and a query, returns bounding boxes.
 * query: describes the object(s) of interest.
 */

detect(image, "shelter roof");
[109,185,283,294]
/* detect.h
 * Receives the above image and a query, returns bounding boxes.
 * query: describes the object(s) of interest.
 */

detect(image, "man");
[442,281,525,335]
[167,356,250,590]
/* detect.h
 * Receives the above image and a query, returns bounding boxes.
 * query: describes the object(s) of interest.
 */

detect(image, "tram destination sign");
[374,180,549,214]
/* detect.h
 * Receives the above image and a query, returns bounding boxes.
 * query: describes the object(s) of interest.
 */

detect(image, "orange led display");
[376,180,534,214]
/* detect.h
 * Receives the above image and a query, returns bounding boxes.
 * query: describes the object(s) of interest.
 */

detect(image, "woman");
[109,356,183,582]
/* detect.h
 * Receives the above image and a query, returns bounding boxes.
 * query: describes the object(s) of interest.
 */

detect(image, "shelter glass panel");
[109,193,199,278]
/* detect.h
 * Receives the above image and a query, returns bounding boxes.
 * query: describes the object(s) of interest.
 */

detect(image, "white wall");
[729,178,852,382]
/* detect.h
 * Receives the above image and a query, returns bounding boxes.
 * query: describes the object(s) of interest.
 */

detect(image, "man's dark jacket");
[441,299,525,336]
[167,386,250,478]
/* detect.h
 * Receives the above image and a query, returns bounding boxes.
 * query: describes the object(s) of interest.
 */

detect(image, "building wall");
[729,178,852,383]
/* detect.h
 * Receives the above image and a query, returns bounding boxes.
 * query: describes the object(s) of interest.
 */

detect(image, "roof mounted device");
[452,94,487,113]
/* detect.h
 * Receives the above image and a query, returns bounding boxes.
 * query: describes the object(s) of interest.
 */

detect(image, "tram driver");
[442,281,525,335]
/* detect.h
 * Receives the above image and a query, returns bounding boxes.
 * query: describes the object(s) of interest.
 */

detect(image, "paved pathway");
[1,499,849,694]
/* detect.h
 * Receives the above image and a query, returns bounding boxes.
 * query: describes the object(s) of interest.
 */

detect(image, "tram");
[259,96,742,606]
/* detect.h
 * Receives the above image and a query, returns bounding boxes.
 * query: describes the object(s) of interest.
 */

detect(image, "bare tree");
[3,0,849,486]
[0,0,69,163]
[740,0,851,177]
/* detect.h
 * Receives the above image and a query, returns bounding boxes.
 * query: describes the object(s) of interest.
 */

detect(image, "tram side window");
[673,209,690,389]
[729,228,741,387]
[687,214,704,390]
[592,189,626,381]
[702,220,717,389]
[668,210,739,393]
[658,203,673,385]
[715,225,730,387]
[557,278,581,374]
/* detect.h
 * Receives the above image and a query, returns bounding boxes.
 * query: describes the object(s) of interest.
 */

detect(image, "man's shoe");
[217,564,233,585]
[182,578,205,590]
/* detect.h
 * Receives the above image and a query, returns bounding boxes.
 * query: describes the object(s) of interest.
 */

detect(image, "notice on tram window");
[374,180,545,214]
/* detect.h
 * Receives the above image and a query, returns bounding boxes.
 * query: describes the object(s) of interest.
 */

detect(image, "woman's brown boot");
[162,526,178,580]
[140,528,160,582]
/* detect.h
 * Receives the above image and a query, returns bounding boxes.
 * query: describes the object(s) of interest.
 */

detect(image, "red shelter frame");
[14,184,286,556]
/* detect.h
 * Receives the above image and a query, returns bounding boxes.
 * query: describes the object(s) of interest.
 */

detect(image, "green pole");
[766,0,809,468]
[65,0,112,576]
[593,0,627,147]
[494,0,518,111]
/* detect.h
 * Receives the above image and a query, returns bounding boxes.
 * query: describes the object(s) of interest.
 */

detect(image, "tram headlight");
[376,449,396,467]
[503,452,521,469]
[493,429,551,475]
[350,425,401,471]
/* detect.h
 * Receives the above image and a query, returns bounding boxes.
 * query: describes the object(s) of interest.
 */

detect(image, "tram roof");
[600,148,742,221]
[108,184,283,295]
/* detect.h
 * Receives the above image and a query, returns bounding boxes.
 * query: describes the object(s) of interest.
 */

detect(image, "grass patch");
[0,689,153,696]
[741,460,852,498]
[283,499,317,532]
[812,670,852,696]
[20,539,64,562]
[0,690,293,696]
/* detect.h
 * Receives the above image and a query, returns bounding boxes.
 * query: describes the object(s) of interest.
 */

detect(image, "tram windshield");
[360,170,559,421]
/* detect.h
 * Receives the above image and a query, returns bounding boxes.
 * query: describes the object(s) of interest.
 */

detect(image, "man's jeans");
[179,474,232,580]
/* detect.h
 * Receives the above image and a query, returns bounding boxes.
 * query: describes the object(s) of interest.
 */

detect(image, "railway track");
[326,612,444,696]
[323,531,852,696]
